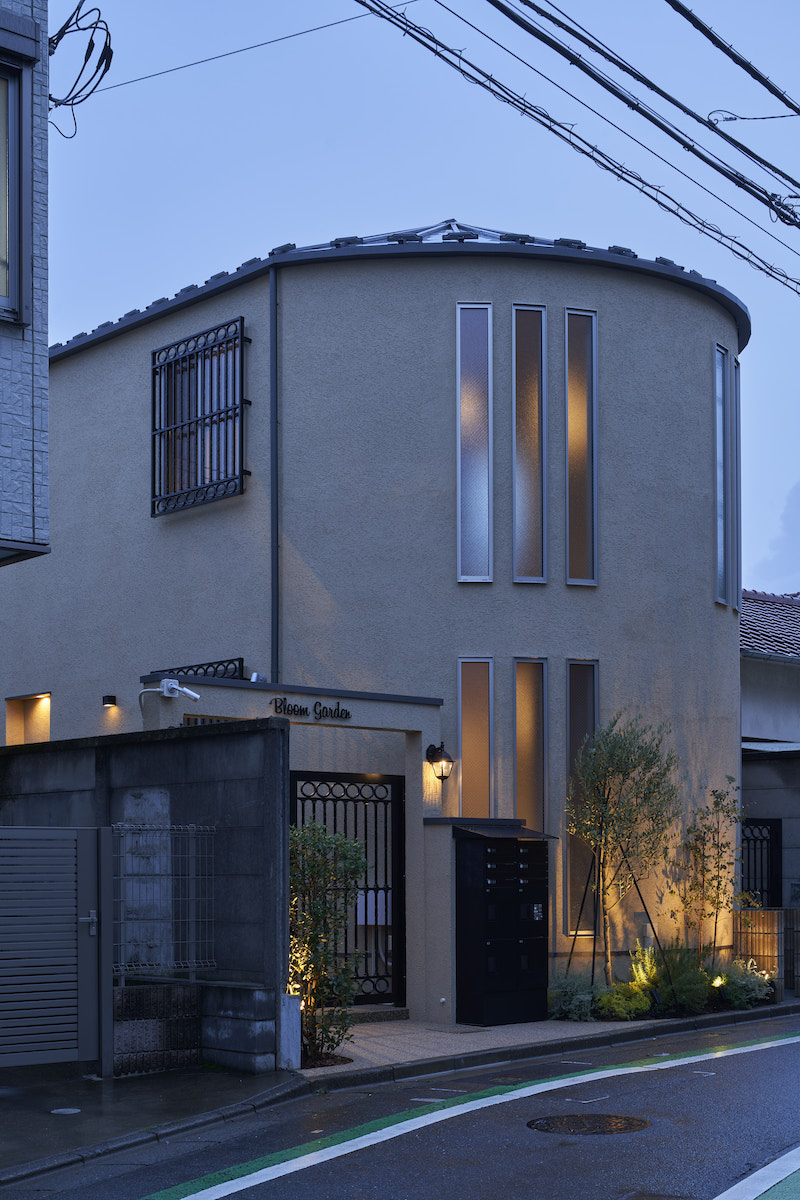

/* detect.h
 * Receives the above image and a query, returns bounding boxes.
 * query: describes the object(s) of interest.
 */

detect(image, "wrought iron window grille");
[151,318,250,516]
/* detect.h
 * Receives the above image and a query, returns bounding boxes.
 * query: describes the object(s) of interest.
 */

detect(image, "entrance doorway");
[290,772,406,1005]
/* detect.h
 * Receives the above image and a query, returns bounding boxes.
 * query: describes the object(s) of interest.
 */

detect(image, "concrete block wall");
[0,0,49,549]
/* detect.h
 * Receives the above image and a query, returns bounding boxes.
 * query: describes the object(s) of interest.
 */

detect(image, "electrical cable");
[710,109,797,124]
[49,2,112,106]
[432,0,800,264]
[511,0,800,196]
[662,0,800,118]
[353,0,800,299]
[48,1,112,136]
[481,0,800,227]
[92,2,419,95]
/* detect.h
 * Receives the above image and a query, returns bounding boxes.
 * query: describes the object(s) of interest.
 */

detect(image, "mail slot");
[455,835,548,1025]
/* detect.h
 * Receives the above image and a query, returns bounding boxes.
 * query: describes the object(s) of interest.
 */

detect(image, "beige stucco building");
[0,220,748,1022]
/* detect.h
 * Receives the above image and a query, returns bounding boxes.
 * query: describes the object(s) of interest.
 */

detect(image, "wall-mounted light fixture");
[102,695,117,708]
[426,742,453,782]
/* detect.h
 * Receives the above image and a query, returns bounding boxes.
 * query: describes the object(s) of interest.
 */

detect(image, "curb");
[0,1077,313,1186]
[2,1002,798,1186]
[303,1000,800,1095]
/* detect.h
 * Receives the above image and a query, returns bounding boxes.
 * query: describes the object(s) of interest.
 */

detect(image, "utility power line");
[482,0,800,227]
[663,0,800,118]
[512,0,800,196]
[432,0,800,265]
[353,0,800,298]
[93,3,418,95]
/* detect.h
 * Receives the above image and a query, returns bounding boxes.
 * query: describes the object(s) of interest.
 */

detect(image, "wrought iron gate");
[290,772,405,1005]
[742,818,782,908]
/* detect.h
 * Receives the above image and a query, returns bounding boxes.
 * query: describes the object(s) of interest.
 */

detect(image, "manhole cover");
[528,1114,650,1135]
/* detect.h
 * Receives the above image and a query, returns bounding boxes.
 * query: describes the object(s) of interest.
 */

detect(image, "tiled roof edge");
[741,648,800,663]
[50,220,751,361]
[742,589,800,606]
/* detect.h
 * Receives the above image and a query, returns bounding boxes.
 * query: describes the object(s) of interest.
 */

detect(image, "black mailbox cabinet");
[455,835,548,1025]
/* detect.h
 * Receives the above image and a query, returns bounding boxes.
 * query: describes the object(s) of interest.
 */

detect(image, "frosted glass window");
[715,346,729,604]
[459,659,492,818]
[458,305,492,581]
[567,661,597,933]
[515,660,546,830]
[514,307,546,581]
[566,312,597,583]
[0,76,8,300]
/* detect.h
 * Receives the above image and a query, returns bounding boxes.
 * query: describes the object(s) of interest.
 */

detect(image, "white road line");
[711,1144,800,1200]
[173,1035,800,1200]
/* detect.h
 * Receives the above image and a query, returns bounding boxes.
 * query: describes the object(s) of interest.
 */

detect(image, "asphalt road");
[4,1016,799,1200]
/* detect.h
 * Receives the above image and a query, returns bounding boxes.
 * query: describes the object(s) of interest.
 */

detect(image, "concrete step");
[348,1005,410,1024]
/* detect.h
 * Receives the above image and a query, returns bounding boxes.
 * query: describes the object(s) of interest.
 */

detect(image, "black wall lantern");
[426,742,454,781]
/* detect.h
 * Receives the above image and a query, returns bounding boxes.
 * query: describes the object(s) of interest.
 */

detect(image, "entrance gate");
[0,828,112,1069]
[290,772,405,1005]
[742,818,783,908]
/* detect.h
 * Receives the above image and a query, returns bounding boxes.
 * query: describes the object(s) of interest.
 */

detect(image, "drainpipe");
[269,265,280,683]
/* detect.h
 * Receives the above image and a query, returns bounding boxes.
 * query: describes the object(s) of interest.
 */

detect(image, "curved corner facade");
[1,225,745,1022]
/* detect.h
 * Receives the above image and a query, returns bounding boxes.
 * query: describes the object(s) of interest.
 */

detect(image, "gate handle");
[78,909,98,937]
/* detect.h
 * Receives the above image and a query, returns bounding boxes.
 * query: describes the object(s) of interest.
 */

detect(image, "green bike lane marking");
[145,1031,800,1200]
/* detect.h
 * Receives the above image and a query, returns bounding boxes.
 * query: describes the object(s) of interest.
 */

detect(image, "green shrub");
[630,939,712,1015]
[594,982,652,1021]
[629,940,659,992]
[720,959,774,1009]
[288,823,366,1065]
[548,972,598,1021]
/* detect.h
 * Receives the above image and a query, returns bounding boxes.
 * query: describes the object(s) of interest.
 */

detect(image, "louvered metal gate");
[0,828,112,1069]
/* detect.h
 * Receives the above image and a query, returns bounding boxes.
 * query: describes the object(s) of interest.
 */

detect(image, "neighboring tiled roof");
[50,218,750,361]
[741,589,800,658]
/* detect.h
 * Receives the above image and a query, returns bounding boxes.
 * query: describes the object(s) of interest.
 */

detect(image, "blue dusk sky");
[48,0,800,591]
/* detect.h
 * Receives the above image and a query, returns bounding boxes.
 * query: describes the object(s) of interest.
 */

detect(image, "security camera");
[159,678,200,702]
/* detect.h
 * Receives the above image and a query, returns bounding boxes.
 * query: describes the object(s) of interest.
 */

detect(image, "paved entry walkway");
[0,999,798,1187]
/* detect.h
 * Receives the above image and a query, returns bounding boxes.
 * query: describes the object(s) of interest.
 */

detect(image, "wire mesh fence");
[112,824,215,981]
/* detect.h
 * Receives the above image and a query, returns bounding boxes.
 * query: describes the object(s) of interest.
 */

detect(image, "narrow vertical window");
[567,660,597,933]
[566,311,597,584]
[515,659,546,830]
[0,67,18,315]
[0,74,9,301]
[732,359,742,610]
[715,345,730,604]
[459,659,492,817]
[513,306,546,581]
[457,305,492,581]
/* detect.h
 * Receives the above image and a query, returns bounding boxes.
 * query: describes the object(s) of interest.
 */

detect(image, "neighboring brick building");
[0,0,48,565]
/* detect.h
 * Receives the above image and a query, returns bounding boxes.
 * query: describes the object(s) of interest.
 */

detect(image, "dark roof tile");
[741,590,800,657]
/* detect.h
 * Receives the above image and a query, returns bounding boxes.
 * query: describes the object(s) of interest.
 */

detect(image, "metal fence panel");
[113,825,215,979]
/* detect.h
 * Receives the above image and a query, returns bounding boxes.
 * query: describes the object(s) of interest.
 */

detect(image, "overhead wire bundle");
[48,1,113,138]
[354,0,800,297]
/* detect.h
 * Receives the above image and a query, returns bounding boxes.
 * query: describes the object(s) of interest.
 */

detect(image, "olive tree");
[672,779,756,968]
[567,714,682,985]
[288,822,366,1065]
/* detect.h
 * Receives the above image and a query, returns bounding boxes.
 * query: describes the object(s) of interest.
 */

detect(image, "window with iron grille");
[151,317,248,515]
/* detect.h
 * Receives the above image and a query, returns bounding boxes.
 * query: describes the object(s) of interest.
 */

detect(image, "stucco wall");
[0,242,744,1016]
[0,0,48,551]
[275,254,741,962]
[2,277,272,737]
